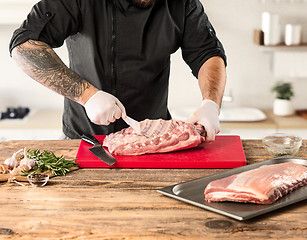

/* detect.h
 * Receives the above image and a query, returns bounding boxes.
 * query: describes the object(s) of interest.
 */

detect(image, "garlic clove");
[9,167,21,176]
[19,164,31,172]
[0,164,9,174]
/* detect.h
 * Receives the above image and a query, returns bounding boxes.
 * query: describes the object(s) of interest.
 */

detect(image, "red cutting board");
[75,135,246,168]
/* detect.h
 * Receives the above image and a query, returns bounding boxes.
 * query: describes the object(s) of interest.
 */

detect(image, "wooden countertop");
[221,110,307,129]
[0,139,306,239]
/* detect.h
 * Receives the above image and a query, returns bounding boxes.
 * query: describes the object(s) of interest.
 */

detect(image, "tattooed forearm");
[11,40,92,103]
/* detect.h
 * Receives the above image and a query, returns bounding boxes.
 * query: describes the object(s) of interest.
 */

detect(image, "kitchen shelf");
[220,110,307,139]
[259,43,307,52]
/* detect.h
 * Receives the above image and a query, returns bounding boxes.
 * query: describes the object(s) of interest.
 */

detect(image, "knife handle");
[81,134,100,146]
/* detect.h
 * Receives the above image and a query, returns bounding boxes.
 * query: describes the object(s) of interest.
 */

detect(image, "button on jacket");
[9,0,226,139]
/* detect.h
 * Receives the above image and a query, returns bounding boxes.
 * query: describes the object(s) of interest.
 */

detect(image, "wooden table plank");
[0,139,306,239]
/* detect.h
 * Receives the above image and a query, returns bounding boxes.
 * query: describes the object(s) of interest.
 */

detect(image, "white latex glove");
[84,90,126,125]
[186,100,220,142]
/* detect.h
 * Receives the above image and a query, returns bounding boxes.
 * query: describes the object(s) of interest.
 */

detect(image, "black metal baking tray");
[157,157,307,221]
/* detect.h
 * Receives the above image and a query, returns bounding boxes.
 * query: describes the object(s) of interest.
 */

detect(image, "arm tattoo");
[12,40,90,102]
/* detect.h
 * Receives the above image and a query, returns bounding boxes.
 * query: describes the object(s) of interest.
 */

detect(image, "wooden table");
[0,139,306,239]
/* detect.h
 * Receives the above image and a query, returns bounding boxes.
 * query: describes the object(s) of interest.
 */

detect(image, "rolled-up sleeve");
[9,0,81,55]
[181,0,227,78]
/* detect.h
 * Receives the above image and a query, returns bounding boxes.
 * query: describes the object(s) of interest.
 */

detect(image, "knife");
[123,116,141,135]
[81,134,116,166]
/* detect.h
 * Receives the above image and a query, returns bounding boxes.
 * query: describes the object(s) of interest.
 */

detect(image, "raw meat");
[204,162,307,204]
[103,119,206,155]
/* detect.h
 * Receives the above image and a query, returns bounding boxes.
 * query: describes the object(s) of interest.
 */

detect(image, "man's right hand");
[84,91,127,125]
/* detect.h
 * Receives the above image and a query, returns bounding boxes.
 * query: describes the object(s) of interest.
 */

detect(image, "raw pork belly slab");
[204,162,307,204]
[103,119,206,155]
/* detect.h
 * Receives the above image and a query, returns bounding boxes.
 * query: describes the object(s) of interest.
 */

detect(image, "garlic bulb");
[19,148,35,170]
[3,149,22,169]
[4,158,18,169]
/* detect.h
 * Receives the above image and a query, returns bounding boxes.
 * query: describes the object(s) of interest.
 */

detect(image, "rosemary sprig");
[23,149,78,176]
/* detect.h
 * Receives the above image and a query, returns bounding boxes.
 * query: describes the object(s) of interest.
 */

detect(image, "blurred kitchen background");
[0,0,307,140]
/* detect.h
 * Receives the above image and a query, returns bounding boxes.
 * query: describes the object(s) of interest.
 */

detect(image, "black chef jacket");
[9,0,226,139]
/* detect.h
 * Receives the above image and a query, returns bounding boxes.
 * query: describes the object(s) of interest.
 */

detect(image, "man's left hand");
[186,100,220,142]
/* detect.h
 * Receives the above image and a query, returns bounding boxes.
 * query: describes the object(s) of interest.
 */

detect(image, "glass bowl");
[262,133,302,157]
[27,173,49,187]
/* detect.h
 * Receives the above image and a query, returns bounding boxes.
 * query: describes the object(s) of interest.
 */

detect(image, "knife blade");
[81,134,116,166]
[123,116,141,135]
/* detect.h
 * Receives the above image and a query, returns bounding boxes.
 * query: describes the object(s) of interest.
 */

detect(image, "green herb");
[271,81,294,100]
[23,149,78,176]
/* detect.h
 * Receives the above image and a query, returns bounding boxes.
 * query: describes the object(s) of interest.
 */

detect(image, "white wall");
[0,0,306,112]
[0,25,66,110]
[169,0,307,113]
